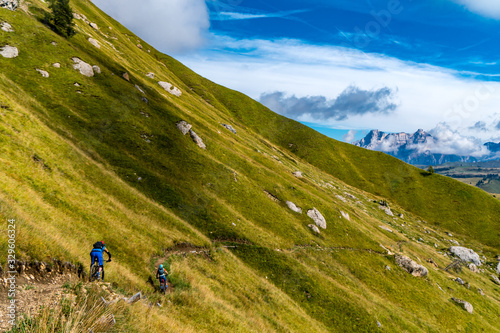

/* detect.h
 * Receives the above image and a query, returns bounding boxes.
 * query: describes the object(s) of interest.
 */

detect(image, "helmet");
[159,264,163,269]
[101,241,105,245]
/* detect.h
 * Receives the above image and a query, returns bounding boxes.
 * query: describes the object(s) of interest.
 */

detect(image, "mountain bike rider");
[90,241,111,281]
[156,264,168,291]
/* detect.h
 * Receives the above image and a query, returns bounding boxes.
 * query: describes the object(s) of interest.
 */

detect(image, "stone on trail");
[158,81,182,96]
[307,208,326,229]
[176,121,192,135]
[308,224,320,234]
[449,246,481,266]
[451,298,473,314]
[395,254,428,277]
[36,69,49,78]
[72,57,94,77]
[286,201,302,214]
[0,45,18,58]
[1,22,13,32]
[126,292,141,304]
[189,129,206,149]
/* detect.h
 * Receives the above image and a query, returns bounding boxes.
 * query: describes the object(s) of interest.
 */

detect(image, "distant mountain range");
[354,129,499,166]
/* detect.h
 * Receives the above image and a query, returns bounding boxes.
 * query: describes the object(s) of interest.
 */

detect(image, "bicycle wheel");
[89,264,99,282]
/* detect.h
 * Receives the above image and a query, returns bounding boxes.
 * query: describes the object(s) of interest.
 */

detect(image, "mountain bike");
[159,276,168,294]
[89,258,111,282]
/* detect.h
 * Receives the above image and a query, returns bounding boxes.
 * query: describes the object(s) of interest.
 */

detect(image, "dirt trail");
[0,273,76,331]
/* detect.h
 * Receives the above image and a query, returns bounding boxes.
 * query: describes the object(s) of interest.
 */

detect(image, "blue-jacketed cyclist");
[90,241,111,281]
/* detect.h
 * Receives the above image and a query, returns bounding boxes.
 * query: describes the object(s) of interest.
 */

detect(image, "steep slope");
[1,1,500,332]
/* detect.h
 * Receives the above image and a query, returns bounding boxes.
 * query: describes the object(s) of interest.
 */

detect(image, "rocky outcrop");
[307,208,326,229]
[0,0,18,10]
[1,22,13,32]
[0,45,18,58]
[189,130,206,149]
[451,298,473,314]
[286,201,302,214]
[158,81,182,97]
[88,38,100,48]
[449,246,481,266]
[72,57,94,77]
[176,121,192,135]
[395,254,428,277]
[308,224,320,234]
[36,69,49,78]
[221,123,237,134]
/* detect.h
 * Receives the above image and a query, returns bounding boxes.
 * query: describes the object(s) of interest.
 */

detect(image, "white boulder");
[189,129,206,149]
[158,81,182,96]
[72,57,94,77]
[395,255,428,277]
[307,208,326,229]
[308,224,320,234]
[340,211,350,221]
[88,38,100,49]
[1,22,13,32]
[0,45,18,58]
[449,246,481,266]
[36,69,49,78]
[451,298,473,314]
[286,201,302,214]
[176,121,192,135]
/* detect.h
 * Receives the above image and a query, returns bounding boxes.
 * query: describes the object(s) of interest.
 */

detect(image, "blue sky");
[93,0,500,156]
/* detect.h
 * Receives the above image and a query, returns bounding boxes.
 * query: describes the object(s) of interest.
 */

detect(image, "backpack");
[158,267,165,276]
[93,241,104,250]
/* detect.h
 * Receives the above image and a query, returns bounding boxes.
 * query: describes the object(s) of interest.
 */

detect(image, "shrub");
[44,0,75,38]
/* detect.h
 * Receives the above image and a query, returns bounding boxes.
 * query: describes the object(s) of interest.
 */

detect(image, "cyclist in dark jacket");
[90,241,111,280]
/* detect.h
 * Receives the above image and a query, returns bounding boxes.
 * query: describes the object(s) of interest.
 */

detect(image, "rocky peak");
[0,0,18,11]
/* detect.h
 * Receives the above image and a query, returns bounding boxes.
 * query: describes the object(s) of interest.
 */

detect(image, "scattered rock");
[176,121,192,135]
[122,72,130,81]
[335,195,347,203]
[377,321,382,328]
[491,274,500,285]
[395,254,428,277]
[158,81,182,96]
[307,208,326,229]
[446,232,453,237]
[137,44,142,49]
[264,190,280,203]
[379,225,393,233]
[308,224,320,234]
[496,262,500,275]
[89,22,98,30]
[135,85,145,94]
[451,298,473,314]
[449,246,481,266]
[344,192,357,200]
[1,22,13,32]
[0,45,18,58]
[141,97,148,104]
[72,57,94,77]
[286,201,302,214]
[221,123,237,134]
[189,129,206,149]
[385,265,391,271]
[73,12,81,20]
[74,82,80,87]
[51,41,57,46]
[88,38,100,48]
[340,211,350,221]
[468,263,479,273]
[52,63,61,68]
[478,288,485,296]
[92,65,101,74]
[0,0,17,10]
[36,69,49,78]
[146,72,155,78]
[379,205,394,216]
[127,292,141,304]
[292,171,303,178]
[398,213,404,219]
[455,277,465,285]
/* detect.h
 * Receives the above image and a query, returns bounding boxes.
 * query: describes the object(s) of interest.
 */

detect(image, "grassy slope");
[0,1,499,332]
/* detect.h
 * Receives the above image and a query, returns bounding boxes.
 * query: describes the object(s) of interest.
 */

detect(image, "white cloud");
[178,37,500,139]
[343,130,357,143]
[453,0,500,19]
[211,9,309,21]
[92,0,210,53]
